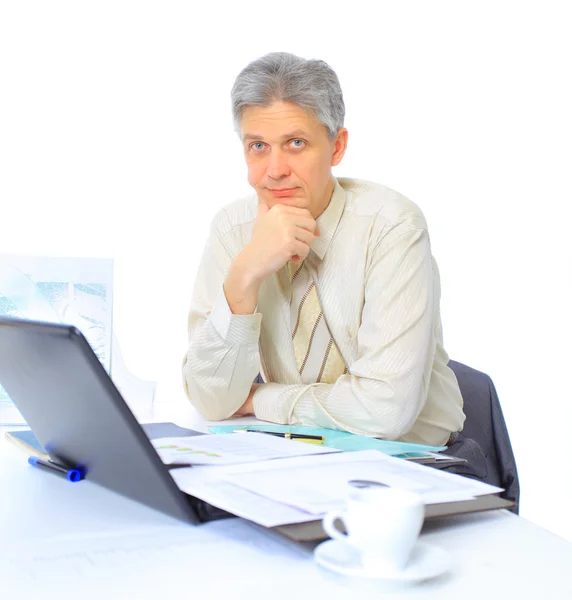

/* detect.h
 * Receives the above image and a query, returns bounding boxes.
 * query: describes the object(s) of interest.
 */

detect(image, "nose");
[266,148,291,181]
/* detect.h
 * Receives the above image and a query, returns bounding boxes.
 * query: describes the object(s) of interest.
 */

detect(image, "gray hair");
[231,52,345,140]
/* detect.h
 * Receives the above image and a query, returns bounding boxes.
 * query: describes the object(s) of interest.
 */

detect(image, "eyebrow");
[242,129,309,142]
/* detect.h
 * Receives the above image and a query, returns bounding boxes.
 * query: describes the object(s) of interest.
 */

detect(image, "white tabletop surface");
[1,421,571,600]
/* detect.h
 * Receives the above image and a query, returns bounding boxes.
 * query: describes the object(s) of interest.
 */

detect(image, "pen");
[28,456,83,482]
[233,430,325,444]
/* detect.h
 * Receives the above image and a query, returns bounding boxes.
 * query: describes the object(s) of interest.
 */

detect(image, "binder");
[274,495,515,542]
[5,428,50,459]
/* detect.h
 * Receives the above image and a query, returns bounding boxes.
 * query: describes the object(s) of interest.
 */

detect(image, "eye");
[249,142,266,153]
[289,139,306,149]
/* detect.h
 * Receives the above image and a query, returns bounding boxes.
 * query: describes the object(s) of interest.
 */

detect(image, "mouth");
[267,187,298,198]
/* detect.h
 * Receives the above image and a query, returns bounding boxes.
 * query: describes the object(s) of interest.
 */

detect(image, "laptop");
[0,316,230,525]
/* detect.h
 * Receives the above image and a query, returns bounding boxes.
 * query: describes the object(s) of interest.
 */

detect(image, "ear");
[331,128,348,167]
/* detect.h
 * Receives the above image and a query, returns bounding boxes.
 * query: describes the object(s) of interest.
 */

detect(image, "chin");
[260,194,301,208]
[276,197,304,207]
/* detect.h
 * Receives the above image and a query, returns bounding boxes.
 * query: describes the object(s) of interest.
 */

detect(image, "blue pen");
[28,456,83,483]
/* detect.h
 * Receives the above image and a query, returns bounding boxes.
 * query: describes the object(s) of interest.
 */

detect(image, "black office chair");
[447,360,520,513]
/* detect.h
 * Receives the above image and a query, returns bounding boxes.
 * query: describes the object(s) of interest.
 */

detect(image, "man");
[182,52,465,446]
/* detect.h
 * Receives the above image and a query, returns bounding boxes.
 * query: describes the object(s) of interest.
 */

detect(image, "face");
[240,101,348,218]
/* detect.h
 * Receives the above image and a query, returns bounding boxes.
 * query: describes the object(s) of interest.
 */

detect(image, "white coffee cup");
[322,485,424,572]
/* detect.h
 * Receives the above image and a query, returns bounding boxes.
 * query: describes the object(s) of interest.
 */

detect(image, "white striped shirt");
[183,178,465,445]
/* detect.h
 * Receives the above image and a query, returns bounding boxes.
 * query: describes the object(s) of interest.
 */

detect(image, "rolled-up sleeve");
[182,211,262,420]
[252,226,438,441]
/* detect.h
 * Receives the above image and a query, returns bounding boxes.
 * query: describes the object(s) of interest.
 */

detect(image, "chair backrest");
[448,360,520,513]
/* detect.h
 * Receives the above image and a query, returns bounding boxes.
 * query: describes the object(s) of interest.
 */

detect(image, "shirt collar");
[311,178,346,260]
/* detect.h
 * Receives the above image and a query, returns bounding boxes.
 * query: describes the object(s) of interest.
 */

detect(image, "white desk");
[1,425,571,600]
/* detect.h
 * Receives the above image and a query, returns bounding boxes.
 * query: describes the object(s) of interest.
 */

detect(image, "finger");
[292,216,319,234]
[293,227,316,247]
[290,239,311,261]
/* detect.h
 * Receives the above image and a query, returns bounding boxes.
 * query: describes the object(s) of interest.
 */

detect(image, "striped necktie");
[288,261,347,384]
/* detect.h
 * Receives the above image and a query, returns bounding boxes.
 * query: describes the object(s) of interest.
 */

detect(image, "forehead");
[240,101,324,140]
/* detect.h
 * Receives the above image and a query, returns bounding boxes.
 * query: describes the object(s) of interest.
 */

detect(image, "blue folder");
[208,424,445,455]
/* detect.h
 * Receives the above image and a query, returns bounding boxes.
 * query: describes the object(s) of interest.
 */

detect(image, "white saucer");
[314,540,451,582]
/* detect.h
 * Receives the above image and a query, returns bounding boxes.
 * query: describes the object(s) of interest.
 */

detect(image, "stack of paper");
[169,450,503,528]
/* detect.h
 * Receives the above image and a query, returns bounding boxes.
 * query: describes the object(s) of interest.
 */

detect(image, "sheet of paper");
[151,432,338,465]
[170,450,502,527]
[2,518,313,594]
[222,450,502,515]
[170,467,318,527]
[0,254,113,425]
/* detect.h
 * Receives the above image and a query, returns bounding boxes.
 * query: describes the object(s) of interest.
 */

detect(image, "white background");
[1,1,570,541]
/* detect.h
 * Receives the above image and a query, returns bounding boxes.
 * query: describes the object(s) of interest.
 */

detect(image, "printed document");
[171,450,503,527]
[151,432,338,465]
[223,450,500,514]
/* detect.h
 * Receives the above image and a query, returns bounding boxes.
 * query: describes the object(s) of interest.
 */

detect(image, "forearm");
[183,288,262,420]
[223,250,261,315]
[253,374,427,439]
